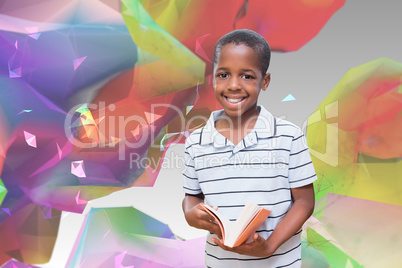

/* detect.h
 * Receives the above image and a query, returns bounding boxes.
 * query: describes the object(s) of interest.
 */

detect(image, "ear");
[261,73,271,91]
[212,66,217,89]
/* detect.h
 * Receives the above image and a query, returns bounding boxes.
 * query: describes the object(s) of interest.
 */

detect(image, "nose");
[228,76,241,90]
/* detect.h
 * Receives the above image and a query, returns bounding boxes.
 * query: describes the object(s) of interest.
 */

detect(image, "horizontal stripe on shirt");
[199,175,288,184]
[203,188,290,196]
[205,243,301,261]
[195,162,289,172]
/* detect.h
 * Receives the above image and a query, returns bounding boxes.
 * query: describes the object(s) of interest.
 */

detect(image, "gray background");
[44,1,402,267]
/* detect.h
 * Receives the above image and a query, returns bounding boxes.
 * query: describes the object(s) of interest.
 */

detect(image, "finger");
[211,238,231,251]
[199,219,222,239]
[211,237,220,245]
[209,223,222,239]
[197,209,217,222]
[253,233,264,244]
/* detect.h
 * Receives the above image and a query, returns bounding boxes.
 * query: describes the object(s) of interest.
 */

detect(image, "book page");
[201,204,233,242]
[225,203,260,247]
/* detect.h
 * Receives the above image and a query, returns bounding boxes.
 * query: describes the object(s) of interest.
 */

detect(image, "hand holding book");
[201,203,271,248]
[183,195,223,239]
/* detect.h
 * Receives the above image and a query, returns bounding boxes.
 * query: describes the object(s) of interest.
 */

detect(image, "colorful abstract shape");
[67,207,205,268]
[121,0,206,100]
[0,179,6,206]
[305,193,402,267]
[0,0,345,266]
[0,203,61,265]
[305,57,402,266]
[1,259,40,268]
[129,0,346,113]
[307,57,402,205]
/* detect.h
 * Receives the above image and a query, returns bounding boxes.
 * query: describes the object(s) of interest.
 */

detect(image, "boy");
[182,29,316,267]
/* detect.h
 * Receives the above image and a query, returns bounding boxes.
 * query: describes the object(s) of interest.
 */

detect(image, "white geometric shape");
[281,93,296,102]
[23,131,37,148]
[71,160,86,178]
[73,56,87,70]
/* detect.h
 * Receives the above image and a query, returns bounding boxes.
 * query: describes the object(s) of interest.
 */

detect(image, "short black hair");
[213,29,271,76]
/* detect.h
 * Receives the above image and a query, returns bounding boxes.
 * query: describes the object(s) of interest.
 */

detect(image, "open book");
[201,203,271,248]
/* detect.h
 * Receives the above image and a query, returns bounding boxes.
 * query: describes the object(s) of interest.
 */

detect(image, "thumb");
[253,233,264,244]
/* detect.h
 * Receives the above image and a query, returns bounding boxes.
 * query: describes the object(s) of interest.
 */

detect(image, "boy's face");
[213,43,270,119]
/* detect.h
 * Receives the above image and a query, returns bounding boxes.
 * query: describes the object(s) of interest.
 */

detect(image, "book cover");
[201,203,271,248]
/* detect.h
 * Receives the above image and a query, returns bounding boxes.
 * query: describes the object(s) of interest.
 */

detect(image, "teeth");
[226,97,244,103]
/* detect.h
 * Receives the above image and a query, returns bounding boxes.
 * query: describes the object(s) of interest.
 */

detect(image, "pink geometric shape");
[28,33,41,40]
[71,160,86,178]
[144,112,162,125]
[131,124,143,139]
[114,251,125,268]
[29,141,73,178]
[75,191,88,205]
[56,143,62,159]
[0,143,5,158]
[9,67,22,78]
[195,33,212,63]
[2,208,11,216]
[108,136,121,146]
[25,27,38,33]
[79,257,87,268]
[23,131,37,148]
[102,228,111,240]
[73,56,88,70]
[114,250,141,268]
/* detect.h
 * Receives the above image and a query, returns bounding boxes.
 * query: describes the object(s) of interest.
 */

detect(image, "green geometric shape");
[0,178,7,206]
[120,0,205,99]
[92,207,174,239]
[76,103,90,114]
[312,194,328,221]
[301,236,330,267]
[186,105,194,115]
[307,228,364,268]
[313,172,336,201]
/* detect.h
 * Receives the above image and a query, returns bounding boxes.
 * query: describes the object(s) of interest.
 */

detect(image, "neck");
[222,105,260,130]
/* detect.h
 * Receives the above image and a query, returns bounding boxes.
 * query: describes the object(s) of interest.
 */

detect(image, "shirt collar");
[199,105,276,147]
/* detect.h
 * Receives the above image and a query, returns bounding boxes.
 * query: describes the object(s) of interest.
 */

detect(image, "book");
[201,202,271,248]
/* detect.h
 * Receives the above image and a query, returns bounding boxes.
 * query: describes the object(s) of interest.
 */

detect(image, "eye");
[217,73,228,79]
[241,74,254,80]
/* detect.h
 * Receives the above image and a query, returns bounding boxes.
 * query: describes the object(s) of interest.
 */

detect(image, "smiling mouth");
[224,96,247,104]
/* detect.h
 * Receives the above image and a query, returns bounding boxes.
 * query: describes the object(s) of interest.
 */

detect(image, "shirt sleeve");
[288,128,317,188]
[182,138,202,195]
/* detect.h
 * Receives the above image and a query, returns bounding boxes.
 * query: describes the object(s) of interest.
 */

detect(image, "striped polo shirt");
[183,105,317,268]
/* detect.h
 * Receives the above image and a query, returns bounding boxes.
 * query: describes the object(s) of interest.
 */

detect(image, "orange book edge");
[200,204,271,247]
[200,203,227,242]
[232,208,271,247]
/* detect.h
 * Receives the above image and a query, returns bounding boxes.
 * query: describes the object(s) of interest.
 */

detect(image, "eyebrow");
[215,67,257,75]
[215,67,229,72]
[241,69,257,75]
